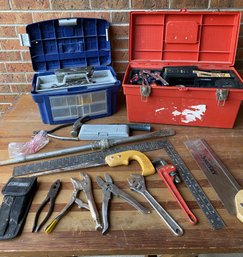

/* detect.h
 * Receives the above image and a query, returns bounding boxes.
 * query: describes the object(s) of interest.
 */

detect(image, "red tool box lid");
[129,10,241,66]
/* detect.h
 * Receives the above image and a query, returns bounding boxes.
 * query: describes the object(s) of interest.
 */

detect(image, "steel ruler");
[184,139,241,216]
[13,139,225,229]
[164,141,225,230]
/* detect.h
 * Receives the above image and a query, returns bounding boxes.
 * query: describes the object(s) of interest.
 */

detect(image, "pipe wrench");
[153,159,197,225]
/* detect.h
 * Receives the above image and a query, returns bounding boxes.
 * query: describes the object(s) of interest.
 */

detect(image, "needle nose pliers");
[32,179,61,232]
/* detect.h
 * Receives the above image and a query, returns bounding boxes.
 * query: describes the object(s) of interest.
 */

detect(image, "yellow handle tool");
[235,190,243,222]
[44,219,58,234]
[105,150,155,176]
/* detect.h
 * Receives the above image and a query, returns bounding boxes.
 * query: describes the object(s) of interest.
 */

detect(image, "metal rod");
[0,129,175,166]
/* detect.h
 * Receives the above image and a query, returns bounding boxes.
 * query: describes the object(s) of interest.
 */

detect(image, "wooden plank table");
[0,94,243,257]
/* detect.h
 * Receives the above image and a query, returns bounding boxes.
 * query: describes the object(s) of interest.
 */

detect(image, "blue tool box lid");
[26,18,111,72]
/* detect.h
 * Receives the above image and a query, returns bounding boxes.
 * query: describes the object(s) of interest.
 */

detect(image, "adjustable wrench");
[153,159,197,225]
[128,174,184,236]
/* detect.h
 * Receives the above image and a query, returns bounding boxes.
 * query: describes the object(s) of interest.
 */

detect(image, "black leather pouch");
[0,176,37,240]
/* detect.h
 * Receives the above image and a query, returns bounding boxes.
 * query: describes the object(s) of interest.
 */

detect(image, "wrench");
[128,174,184,236]
[153,159,197,225]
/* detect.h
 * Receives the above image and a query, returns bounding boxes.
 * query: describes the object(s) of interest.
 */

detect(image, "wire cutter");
[32,179,61,232]
[96,173,150,234]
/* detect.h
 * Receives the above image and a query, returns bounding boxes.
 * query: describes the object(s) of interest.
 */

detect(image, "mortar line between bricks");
[0,24,129,28]
[0,24,29,26]
[3,62,6,73]
[0,9,136,13]
[112,61,129,63]
[8,0,13,9]
[14,26,18,38]
[112,49,129,51]
[20,52,26,62]
[10,88,29,93]
[0,8,243,13]
[111,23,129,26]
[0,83,31,85]
[3,61,32,63]
[0,93,19,95]
[4,8,240,13]
[49,0,53,10]
[8,85,14,93]
[111,36,128,39]
[0,50,31,52]
[0,102,13,105]
[0,72,32,74]
[110,12,112,23]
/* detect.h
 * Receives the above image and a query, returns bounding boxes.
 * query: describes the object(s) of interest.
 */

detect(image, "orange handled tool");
[153,159,197,225]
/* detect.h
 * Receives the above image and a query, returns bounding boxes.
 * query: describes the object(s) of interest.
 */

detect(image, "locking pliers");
[96,173,150,234]
[45,173,101,233]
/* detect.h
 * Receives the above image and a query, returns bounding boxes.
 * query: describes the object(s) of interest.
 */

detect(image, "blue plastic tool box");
[21,18,120,124]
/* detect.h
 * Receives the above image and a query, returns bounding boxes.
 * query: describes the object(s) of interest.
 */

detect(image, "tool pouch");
[0,177,37,240]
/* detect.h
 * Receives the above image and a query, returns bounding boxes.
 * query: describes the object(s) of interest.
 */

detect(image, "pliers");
[96,173,150,234]
[32,179,61,232]
[44,173,102,233]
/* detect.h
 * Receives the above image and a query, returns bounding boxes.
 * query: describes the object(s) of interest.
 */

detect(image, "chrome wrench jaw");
[110,183,150,214]
[101,193,111,234]
[96,175,112,234]
[97,173,150,234]
[79,173,102,231]
[127,174,147,193]
[128,174,184,237]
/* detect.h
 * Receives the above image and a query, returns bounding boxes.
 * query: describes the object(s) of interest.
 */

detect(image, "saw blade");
[13,140,170,177]
[185,139,241,215]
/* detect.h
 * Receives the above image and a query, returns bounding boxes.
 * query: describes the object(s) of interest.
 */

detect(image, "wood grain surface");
[0,94,243,257]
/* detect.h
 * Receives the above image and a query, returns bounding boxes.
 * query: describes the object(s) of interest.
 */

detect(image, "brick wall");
[0,0,243,116]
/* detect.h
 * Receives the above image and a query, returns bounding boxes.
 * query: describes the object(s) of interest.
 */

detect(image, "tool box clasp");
[216,89,229,106]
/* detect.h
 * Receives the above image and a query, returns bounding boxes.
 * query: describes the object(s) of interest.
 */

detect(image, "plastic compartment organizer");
[23,18,120,124]
[26,18,110,71]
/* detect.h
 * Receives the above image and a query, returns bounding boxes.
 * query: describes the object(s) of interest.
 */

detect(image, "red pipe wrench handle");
[157,164,198,225]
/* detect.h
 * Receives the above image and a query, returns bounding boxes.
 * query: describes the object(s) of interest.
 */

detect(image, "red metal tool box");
[122,10,243,128]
